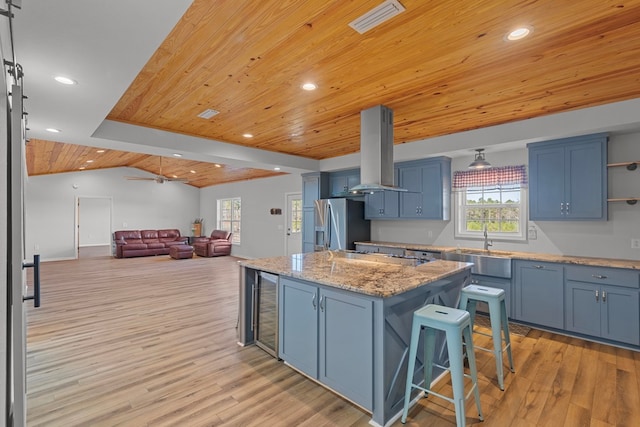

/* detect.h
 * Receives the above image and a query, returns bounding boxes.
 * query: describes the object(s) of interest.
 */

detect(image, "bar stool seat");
[401,304,483,427]
[459,284,515,391]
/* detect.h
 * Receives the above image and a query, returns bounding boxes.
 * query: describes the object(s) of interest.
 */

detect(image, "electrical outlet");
[632,238,640,249]
[34,244,39,251]
[528,225,537,240]
[427,230,433,238]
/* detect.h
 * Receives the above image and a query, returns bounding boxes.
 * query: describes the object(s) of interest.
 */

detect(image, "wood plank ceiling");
[31,0,640,186]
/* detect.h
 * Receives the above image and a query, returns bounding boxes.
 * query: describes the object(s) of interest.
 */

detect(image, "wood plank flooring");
[25,255,640,426]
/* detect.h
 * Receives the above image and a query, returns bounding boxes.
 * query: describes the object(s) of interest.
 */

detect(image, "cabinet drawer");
[565,265,639,288]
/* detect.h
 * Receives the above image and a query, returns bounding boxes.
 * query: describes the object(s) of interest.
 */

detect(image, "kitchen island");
[238,250,472,426]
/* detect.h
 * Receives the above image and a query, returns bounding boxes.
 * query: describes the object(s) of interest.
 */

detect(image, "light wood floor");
[25,255,640,426]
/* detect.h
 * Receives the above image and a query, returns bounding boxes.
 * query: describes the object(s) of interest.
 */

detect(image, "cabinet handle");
[591,274,607,280]
[602,291,606,302]
[312,293,317,310]
[533,265,544,269]
[595,289,599,302]
[566,202,570,213]
[251,284,256,331]
[560,202,564,214]
[319,295,325,312]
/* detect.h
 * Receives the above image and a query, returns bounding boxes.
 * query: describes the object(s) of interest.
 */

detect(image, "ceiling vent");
[349,0,406,34]
[197,108,220,119]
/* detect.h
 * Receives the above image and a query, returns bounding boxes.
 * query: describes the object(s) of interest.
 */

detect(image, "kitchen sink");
[441,251,512,278]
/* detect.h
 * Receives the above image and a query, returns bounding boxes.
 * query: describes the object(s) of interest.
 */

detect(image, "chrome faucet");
[483,225,493,251]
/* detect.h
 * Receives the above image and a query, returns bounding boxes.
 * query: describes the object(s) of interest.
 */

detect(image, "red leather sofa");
[193,230,232,257]
[113,229,188,258]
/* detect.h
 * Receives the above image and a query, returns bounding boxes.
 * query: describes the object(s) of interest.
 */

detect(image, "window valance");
[453,165,527,191]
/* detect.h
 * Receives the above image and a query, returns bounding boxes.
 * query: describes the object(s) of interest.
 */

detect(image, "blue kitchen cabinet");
[513,260,564,329]
[279,277,374,410]
[397,157,451,220]
[279,277,319,377]
[319,287,373,409]
[329,169,360,197]
[565,266,639,346]
[302,172,330,252]
[365,190,399,219]
[528,134,608,220]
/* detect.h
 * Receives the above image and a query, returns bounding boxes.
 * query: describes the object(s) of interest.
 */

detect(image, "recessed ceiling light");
[172,175,178,178]
[243,133,253,138]
[54,76,77,85]
[46,128,60,133]
[86,160,94,163]
[173,153,182,157]
[190,170,196,174]
[79,166,86,170]
[506,27,532,41]
[274,167,281,171]
[301,82,317,91]
[96,149,105,153]
[214,164,222,168]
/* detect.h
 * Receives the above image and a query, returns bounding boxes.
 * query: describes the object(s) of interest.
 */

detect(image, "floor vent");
[349,0,406,34]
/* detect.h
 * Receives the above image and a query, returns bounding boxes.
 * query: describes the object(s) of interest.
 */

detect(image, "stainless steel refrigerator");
[313,198,370,251]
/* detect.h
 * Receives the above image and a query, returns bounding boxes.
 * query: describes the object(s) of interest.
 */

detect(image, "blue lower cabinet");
[513,261,564,329]
[565,265,640,346]
[279,277,374,410]
[319,288,373,409]
[279,278,318,377]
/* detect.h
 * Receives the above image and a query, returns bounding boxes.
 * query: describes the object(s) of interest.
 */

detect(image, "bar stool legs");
[459,285,515,391]
[401,304,483,427]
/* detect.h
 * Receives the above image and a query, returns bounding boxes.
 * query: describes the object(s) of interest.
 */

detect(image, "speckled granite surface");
[239,251,471,298]
[355,241,640,270]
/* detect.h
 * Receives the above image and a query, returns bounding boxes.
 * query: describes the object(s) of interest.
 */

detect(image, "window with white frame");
[453,165,528,241]
[217,197,241,244]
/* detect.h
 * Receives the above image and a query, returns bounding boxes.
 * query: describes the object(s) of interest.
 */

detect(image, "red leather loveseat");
[113,229,188,258]
[192,230,232,257]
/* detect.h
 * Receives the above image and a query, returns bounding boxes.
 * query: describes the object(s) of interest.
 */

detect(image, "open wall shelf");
[607,161,639,205]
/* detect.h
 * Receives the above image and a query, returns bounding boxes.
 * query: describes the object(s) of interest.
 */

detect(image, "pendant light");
[468,148,491,169]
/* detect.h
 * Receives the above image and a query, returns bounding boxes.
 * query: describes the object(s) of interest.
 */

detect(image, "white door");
[285,192,302,256]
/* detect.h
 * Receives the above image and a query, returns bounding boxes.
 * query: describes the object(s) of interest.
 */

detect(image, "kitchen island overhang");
[238,251,472,426]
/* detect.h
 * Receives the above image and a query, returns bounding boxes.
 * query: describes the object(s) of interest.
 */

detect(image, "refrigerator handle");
[324,203,331,250]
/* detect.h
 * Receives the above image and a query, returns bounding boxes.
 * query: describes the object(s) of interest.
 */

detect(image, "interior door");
[76,196,112,258]
[8,82,29,426]
[285,193,302,256]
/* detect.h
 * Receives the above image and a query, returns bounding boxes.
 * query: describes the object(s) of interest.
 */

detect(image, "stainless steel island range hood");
[349,105,407,193]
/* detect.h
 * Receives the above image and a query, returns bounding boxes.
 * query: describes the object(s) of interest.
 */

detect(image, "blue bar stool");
[401,304,483,427]
[459,284,515,391]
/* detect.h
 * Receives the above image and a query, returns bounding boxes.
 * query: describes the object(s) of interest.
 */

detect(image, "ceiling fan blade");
[166,178,189,182]
[124,176,156,181]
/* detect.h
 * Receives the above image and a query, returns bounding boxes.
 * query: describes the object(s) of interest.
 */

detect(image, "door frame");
[284,192,302,256]
[74,196,113,259]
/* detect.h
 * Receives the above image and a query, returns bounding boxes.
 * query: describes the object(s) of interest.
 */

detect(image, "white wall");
[371,132,640,260]
[199,174,302,259]
[25,167,200,261]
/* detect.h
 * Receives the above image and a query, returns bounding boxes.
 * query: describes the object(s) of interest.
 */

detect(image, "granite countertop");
[239,251,471,298]
[355,241,640,270]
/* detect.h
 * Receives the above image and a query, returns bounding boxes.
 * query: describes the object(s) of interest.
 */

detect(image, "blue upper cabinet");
[365,190,399,219]
[397,157,451,220]
[329,169,360,197]
[528,134,608,221]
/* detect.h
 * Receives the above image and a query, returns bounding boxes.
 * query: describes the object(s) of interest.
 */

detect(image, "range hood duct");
[349,105,407,193]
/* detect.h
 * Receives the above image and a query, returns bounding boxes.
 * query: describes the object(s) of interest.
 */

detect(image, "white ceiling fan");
[124,157,189,184]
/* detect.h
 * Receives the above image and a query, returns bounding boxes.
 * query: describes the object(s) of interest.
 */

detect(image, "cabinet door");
[318,288,373,410]
[565,140,606,219]
[565,281,601,337]
[279,278,318,377]
[420,162,445,219]
[399,165,422,218]
[365,191,398,219]
[329,172,360,197]
[303,175,320,207]
[601,285,640,345]
[529,145,565,220]
[514,261,564,329]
